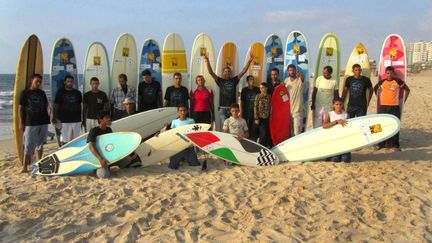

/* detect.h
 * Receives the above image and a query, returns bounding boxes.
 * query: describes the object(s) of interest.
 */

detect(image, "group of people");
[19,54,410,175]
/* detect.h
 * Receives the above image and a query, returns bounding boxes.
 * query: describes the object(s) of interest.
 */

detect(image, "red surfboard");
[270,84,291,145]
[377,34,407,118]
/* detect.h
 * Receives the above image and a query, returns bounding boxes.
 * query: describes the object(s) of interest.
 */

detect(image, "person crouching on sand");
[322,97,351,163]
[87,112,113,178]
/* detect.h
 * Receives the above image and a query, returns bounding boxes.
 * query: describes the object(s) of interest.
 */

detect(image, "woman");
[190,75,214,124]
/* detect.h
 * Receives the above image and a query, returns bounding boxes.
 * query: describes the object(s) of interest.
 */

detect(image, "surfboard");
[139,38,162,84]
[33,132,141,176]
[284,31,310,129]
[61,107,178,149]
[215,42,239,131]
[377,34,407,119]
[272,114,401,162]
[161,33,189,97]
[309,33,340,129]
[136,123,211,167]
[264,34,284,82]
[341,43,371,108]
[185,131,279,166]
[270,84,291,145]
[111,33,138,97]
[84,42,110,95]
[239,42,265,91]
[13,34,43,165]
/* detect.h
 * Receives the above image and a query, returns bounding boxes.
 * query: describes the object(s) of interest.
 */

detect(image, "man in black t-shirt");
[164,72,189,109]
[83,77,109,132]
[138,69,162,112]
[53,75,82,146]
[341,64,373,118]
[87,112,113,178]
[268,68,282,96]
[240,75,260,140]
[205,53,253,130]
[19,74,50,173]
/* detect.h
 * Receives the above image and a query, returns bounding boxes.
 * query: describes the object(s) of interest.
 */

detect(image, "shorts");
[24,125,48,155]
[60,122,82,143]
[291,112,304,136]
[86,119,99,131]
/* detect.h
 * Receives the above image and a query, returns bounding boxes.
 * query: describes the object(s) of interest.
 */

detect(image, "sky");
[0,0,431,74]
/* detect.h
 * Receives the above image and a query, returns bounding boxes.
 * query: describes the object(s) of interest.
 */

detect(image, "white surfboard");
[136,123,211,167]
[84,42,110,95]
[272,114,401,162]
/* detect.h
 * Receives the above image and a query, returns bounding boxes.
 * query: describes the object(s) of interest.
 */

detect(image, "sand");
[0,72,431,242]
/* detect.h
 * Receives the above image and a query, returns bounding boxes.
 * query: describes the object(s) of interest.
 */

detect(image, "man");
[138,69,162,112]
[268,68,282,96]
[373,66,410,151]
[240,75,259,140]
[82,77,109,132]
[87,112,113,178]
[19,74,50,173]
[53,75,82,146]
[284,64,305,136]
[205,53,253,130]
[164,72,189,108]
[311,66,339,128]
[168,104,200,170]
[110,73,136,120]
[119,97,137,119]
[342,64,373,118]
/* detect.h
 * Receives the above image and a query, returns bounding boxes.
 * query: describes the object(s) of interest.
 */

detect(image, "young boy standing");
[223,103,249,140]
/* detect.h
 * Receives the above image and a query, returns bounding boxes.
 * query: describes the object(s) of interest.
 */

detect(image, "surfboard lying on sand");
[136,123,211,167]
[185,131,279,166]
[33,132,141,176]
[272,114,401,162]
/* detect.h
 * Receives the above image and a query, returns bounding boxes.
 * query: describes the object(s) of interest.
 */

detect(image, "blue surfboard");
[264,34,284,82]
[139,38,162,83]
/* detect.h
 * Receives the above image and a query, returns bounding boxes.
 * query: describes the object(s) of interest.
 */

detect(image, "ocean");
[0,74,83,140]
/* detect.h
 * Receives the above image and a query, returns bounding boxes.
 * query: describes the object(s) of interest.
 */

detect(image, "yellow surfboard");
[13,34,43,165]
[161,33,188,95]
[239,42,265,92]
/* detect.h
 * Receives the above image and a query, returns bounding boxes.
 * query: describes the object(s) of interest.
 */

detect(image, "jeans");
[169,147,200,169]
[377,105,401,148]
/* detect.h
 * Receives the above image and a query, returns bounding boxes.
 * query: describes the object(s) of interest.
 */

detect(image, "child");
[254,82,271,148]
[322,97,351,163]
[223,103,249,140]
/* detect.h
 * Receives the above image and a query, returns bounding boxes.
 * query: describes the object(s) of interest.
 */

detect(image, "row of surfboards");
[32,106,401,176]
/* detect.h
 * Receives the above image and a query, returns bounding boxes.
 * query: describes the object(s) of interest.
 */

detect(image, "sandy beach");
[0,72,431,242]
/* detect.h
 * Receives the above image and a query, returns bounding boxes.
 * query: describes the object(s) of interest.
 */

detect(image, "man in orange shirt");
[373,66,410,151]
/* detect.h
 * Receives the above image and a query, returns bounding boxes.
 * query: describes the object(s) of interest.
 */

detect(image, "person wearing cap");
[138,69,162,112]
[119,97,137,119]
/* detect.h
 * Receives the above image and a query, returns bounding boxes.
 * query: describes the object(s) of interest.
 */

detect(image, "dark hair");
[385,66,395,72]
[173,72,182,78]
[177,103,188,110]
[195,75,204,83]
[246,75,254,81]
[352,64,361,69]
[230,103,240,110]
[97,111,111,122]
[271,68,279,74]
[141,69,151,76]
[323,66,333,74]
[90,77,99,83]
[332,97,343,104]
[31,73,43,80]
[287,64,296,70]
[64,75,74,81]
[119,73,128,81]
[260,82,268,88]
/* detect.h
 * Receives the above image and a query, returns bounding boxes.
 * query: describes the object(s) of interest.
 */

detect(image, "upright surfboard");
[33,132,141,176]
[341,43,371,108]
[185,131,279,166]
[111,33,137,96]
[284,31,310,126]
[13,34,43,165]
[136,123,211,167]
[308,33,340,129]
[270,84,291,145]
[162,33,189,96]
[84,42,110,95]
[215,42,239,130]
[139,38,162,84]
[61,107,178,149]
[272,114,401,162]
[377,34,407,118]
[264,34,284,82]
[239,42,265,91]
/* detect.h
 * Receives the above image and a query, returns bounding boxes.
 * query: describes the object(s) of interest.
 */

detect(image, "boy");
[254,82,271,147]
[82,77,109,131]
[240,75,259,140]
[223,103,249,140]
[164,73,189,109]
[87,112,113,178]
